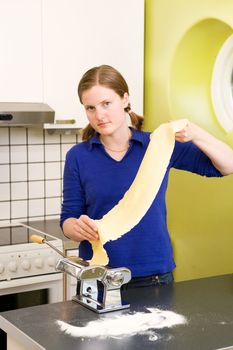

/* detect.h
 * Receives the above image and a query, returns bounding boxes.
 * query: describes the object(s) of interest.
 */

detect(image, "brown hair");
[77,65,144,141]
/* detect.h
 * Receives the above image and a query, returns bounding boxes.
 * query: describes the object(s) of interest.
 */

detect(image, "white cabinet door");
[0,0,43,102]
[42,0,144,124]
[0,0,144,123]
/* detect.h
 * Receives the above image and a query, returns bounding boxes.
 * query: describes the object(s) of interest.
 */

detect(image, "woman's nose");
[95,108,104,120]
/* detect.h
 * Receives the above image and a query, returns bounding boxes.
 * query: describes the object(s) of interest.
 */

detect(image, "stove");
[0,221,63,281]
[0,221,64,348]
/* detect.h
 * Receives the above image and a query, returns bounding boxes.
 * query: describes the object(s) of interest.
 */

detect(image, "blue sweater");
[60,128,222,277]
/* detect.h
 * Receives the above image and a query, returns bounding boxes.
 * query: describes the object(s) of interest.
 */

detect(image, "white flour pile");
[57,308,187,341]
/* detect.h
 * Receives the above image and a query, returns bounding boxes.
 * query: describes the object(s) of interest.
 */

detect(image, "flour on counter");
[57,308,187,341]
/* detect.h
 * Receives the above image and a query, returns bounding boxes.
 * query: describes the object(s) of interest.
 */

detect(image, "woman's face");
[81,85,129,136]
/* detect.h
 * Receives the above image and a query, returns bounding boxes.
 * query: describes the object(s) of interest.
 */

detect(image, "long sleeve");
[170,141,223,177]
[60,147,86,228]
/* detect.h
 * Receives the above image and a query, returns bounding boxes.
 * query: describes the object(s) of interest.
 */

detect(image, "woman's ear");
[123,92,129,108]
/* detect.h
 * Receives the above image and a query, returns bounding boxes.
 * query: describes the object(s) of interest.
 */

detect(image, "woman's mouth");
[98,122,110,128]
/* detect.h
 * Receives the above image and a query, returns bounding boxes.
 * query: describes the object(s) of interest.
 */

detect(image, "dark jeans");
[121,272,174,291]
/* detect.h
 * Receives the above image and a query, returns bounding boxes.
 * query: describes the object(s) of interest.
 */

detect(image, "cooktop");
[0,222,57,246]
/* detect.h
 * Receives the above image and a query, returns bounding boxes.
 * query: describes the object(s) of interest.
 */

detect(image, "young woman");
[60,65,233,288]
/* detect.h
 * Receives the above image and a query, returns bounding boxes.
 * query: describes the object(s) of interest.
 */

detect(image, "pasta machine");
[31,233,131,313]
[56,258,131,313]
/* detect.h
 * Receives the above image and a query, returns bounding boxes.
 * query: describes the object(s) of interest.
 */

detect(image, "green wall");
[144,0,233,281]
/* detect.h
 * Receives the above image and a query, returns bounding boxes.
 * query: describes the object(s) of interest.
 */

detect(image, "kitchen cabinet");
[0,0,144,126]
[42,0,144,124]
[0,0,43,102]
[0,274,232,350]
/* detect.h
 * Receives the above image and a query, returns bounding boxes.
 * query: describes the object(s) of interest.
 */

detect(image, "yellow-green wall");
[144,0,233,281]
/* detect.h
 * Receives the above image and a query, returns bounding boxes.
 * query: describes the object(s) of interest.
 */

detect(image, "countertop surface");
[27,219,79,251]
[0,274,232,350]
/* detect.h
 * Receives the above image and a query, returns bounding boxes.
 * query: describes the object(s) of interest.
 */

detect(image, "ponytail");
[81,124,96,141]
[125,103,144,131]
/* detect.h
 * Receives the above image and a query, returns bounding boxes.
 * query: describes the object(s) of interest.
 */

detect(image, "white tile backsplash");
[29,181,44,198]
[29,198,44,217]
[0,183,10,200]
[27,128,44,144]
[10,128,27,145]
[28,145,44,162]
[0,201,10,220]
[0,129,9,145]
[46,197,61,215]
[61,161,65,175]
[0,146,10,163]
[0,164,9,182]
[0,127,77,222]
[44,132,60,144]
[62,144,74,161]
[28,163,44,180]
[11,163,28,181]
[45,179,61,197]
[11,200,28,218]
[11,145,27,163]
[61,132,77,143]
[45,162,61,179]
[45,144,61,162]
[11,182,28,200]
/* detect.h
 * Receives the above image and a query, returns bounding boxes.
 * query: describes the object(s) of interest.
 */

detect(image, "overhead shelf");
[44,120,87,134]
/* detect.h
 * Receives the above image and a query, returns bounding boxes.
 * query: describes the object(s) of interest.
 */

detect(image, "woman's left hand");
[174,121,233,175]
[174,122,195,143]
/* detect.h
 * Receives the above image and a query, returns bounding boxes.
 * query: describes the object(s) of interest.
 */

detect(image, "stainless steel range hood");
[0,102,55,127]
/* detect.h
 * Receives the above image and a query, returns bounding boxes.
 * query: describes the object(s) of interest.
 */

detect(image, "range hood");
[0,102,55,127]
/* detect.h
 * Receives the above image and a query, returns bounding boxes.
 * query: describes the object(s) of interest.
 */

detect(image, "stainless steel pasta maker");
[31,232,131,313]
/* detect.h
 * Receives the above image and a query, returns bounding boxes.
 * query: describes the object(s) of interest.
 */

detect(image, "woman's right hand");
[62,215,99,242]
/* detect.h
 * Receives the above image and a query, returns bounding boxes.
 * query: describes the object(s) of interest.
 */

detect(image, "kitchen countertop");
[27,219,79,251]
[0,274,232,350]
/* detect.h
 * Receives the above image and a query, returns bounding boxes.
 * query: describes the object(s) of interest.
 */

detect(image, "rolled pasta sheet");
[89,119,188,266]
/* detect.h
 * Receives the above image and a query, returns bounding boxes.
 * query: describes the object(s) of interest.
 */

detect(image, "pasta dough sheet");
[89,119,188,266]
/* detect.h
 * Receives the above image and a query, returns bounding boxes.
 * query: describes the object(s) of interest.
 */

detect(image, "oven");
[0,221,63,348]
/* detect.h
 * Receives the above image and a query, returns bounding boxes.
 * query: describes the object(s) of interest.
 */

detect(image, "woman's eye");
[104,101,111,107]
[86,106,94,111]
